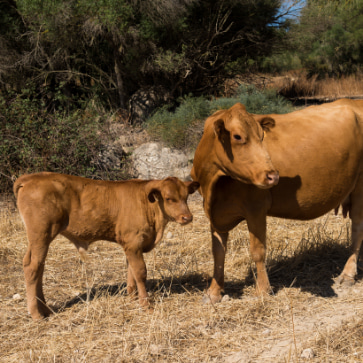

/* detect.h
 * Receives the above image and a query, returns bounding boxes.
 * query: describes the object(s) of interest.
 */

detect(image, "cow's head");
[146,177,200,225]
[212,103,279,189]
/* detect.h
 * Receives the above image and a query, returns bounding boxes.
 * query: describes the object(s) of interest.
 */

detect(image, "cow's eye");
[233,134,245,143]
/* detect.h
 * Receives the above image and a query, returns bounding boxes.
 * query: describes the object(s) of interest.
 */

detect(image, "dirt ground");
[0,193,362,362]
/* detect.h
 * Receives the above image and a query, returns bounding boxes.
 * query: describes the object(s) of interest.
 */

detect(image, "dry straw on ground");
[268,71,363,100]
[1,193,362,362]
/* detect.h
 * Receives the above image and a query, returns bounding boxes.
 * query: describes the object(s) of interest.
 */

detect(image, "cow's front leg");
[124,247,150,308]
[246,213,272,295]
[205,229,229,304]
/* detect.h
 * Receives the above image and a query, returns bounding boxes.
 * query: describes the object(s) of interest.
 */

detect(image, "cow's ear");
[259,116,275,132]
[214,119,226,138]
[185,181,200,194]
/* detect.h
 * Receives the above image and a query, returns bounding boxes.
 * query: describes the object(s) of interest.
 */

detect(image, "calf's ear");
[185,181,200,194]
[259,116,275,132]
[148,190,160,203]
[146,181,162,203]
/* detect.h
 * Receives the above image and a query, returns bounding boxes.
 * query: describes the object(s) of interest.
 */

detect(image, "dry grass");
[268,71,363,100]
[1,194,362,362]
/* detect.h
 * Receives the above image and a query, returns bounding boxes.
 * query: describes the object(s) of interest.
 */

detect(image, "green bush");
[146,86,293,149]
[146,95,211,150]
[0,90,128,193]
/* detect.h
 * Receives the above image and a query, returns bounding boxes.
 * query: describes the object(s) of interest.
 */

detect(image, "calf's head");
[146,177,200,225]
[212,103,279,189]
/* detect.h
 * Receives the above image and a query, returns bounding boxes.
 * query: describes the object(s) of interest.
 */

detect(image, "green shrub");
[0,90,128,193]
[146,86,293,149]
[146,95,210,150]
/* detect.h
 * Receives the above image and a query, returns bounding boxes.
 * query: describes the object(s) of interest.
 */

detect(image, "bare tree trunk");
[114,56,125,109]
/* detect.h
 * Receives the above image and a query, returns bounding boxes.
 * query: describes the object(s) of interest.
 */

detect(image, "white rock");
[166,232,173,239]
[149,344,162,355]
[221,294,230,302]
[12,293,22,301]
[132,142,192,179]
[224,351,249,363]
[301,348,315,359]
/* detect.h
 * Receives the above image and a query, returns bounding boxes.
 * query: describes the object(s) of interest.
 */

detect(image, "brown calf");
[14,172,199,320]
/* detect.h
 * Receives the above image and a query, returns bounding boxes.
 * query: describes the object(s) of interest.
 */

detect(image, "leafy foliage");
[278,0,363,76]
[1,0,289,111]
[146,86,293,149]
[0,89,127,193]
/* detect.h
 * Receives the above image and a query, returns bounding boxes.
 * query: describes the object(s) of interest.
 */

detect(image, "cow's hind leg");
[336,177,363,285]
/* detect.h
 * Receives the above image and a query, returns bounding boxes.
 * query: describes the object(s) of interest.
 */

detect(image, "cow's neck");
[200,166,225,222]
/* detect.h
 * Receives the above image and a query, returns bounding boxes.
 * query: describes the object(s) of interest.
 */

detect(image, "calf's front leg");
[126,261,137,298]
[124,247,150,308]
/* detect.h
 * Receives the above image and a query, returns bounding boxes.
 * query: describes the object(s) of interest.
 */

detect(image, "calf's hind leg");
[23,221,62,320]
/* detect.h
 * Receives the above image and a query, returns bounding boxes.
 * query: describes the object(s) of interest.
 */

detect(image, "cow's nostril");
[266,171,279,185]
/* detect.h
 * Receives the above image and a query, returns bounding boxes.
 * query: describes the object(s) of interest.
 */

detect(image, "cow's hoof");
[202,293,222,304]
[29,305,52,321]
[30,310,50,321]
[335,273,355,287]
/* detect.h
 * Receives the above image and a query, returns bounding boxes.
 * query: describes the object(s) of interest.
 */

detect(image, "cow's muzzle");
[264,170,279,187]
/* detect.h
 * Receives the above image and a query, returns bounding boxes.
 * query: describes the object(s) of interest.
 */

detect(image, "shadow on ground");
[55,239,362,313]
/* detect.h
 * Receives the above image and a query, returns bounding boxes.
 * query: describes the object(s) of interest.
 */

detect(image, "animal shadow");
[55,282,128,313]
[243,238,362,298]
[54,272,209,314]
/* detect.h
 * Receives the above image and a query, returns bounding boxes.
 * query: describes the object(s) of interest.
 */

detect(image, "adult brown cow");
[14,172,199,320]
[191,99,363,303]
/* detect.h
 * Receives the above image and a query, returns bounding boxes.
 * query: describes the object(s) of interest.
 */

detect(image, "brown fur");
[14,172,199,320]
[191,99,363,302]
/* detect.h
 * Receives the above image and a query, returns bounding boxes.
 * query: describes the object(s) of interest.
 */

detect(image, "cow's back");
[265,100,363,219]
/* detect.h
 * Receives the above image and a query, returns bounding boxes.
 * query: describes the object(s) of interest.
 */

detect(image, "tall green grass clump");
[146,85,293,149]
